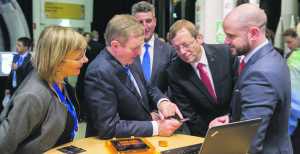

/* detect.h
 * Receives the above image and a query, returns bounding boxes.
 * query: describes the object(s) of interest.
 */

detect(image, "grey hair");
[131,1,155,16]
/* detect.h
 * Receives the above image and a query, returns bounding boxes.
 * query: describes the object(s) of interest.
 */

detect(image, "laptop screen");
[199,118,261,154]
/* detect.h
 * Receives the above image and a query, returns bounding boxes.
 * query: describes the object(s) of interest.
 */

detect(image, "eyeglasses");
[173,39,196,51]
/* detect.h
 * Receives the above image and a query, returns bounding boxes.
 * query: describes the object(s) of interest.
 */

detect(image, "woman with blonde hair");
[0,25,88,153]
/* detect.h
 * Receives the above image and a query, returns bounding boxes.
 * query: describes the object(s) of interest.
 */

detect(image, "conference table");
[45,134,204,154]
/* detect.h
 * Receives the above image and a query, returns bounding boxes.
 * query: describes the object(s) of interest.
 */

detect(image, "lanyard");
[52,83,78,139]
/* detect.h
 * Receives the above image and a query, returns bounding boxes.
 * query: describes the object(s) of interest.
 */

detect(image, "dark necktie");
[197,63,217,101]
[142,43,151,81]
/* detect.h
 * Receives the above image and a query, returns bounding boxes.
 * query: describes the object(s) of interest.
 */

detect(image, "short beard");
[235,43,251,56]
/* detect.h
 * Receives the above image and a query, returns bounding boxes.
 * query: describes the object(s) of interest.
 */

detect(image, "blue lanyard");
[52,83,78,139]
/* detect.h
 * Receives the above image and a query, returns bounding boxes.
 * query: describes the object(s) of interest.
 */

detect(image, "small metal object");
[159,140,168,147]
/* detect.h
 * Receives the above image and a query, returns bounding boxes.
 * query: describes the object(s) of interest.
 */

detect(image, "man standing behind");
[283,28,300,59]
[167,19,236,137]
[6,37,33,95]
[210,4,293,153]
[131,1,176,94]
[283,28,300,154]
[84,14,182,139]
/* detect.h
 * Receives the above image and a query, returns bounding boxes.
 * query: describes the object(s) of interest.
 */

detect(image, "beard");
[230,42,250,56]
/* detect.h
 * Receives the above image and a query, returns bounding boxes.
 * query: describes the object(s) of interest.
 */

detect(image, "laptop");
[199,118,262,154]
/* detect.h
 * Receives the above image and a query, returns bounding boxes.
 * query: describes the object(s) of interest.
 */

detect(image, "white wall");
[195,0,261,44]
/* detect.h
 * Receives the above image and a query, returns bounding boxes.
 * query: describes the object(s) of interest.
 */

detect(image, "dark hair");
[17,37,32,48]
[265,28,275,43]
[282,28,298,38]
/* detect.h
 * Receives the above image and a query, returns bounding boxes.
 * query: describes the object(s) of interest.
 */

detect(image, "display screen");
[0,52,13,76]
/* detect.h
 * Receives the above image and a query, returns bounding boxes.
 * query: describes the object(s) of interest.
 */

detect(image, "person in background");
[166,19,237,136]
[265,28,284,56]
[6,37,33,95]
[84,14,183,139]
[283,28,300,59]
[76,32,103,121]
[283,28,300,154]
[210,4,292,153]
[0,25,88,153]
[91,30,100,42]
[131,1,176,95]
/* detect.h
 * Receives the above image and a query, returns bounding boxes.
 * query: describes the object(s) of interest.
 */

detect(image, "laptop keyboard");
[160,143,202,154]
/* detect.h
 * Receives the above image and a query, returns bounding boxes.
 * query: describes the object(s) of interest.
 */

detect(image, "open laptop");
[199,118,262,154]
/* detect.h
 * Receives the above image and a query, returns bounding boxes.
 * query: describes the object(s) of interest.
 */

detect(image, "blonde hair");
[32,25,87,83]
[168,19,199,41]
[104,14,144,46]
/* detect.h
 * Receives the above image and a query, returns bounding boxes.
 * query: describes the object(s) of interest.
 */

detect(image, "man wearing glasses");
[166,19,237,137]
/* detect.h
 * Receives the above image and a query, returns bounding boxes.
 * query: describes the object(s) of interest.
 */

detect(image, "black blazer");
[167,44,237,136]
[134,38,176,94]
[84,48,165,139]
[7,53,33,94]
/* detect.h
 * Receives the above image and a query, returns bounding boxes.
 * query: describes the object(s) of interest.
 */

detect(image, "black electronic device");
[57,145,86,154]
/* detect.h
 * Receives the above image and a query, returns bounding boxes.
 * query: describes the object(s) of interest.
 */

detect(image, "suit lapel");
[205,45,220,104]
[106,50,151,113]
[129,67,151,112]
[106,50,141,100]
[21,53,31,66]
[151,38,161,82]
[180,60,215,104]
[23,53,31,63]
[134,57,144,80]
[243,43,273,75]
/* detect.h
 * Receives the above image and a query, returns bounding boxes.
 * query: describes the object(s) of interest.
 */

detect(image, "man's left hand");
[158,100,183,120]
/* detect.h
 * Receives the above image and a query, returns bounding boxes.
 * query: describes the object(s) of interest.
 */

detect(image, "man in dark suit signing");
[84,14,183,139]
[131,1,176,94]
[210,4,293,154]
[167,19,237,137]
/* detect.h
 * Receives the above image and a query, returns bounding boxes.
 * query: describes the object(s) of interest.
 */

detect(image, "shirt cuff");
[157,98,170,108]
[151,121,159,136]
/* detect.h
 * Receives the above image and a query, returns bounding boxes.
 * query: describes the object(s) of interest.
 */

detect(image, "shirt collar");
[16,51,29,58]
[244,40,268,63]
[192,46,208,68]
[144,35,155,48]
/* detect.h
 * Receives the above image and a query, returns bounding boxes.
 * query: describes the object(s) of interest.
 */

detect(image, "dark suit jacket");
[230,43,293,154]
[84,48,165,139]
[134,37,176,94]
[167,44,237,137]
[75,41,104,119]
[7,53,33,94]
